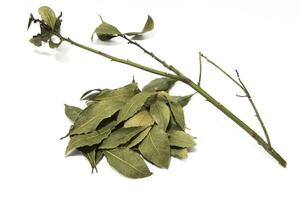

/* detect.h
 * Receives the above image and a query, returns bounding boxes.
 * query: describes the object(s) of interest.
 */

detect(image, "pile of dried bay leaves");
[63,77,196,178]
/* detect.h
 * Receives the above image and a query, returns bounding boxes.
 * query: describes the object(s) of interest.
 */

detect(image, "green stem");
[54,33,286,167]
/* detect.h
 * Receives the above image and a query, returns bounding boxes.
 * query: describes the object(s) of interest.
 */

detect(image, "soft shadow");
[54,44,70,63]
[34,49,52,56]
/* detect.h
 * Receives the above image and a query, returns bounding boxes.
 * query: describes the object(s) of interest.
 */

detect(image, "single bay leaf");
[80,89,101,100]
[127,126,152,148]
[171,148,188,159]
[66,121,116,155]
[125,15,154,36]
[29,35,42,47]
[173,93,194,107]
[124,110,154,128]
[169,101,185,130]
[77,145,98,172]
[150,100,170,131]
[64,104,82,122]
[142,77,176,92]
[94,82,139,102]
[117,92,154,124]
[167,115,182,131]
[99,126,146,149]
[69,100,123,135]
[168,130,196,148]
[139,125,170,168]
[95,150,104,165]
[94,20,122,41]
[105,148,152,178]
[38,6,56,29]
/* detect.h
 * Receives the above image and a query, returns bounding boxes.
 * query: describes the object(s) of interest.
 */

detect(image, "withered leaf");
[150,100,170,131]
[38,6,56,29]
[171,148,188,159]
[69,100,123,136]
[173,93,194,107]
[168,130,196,148]
[99,126,146,149]
[65,121,116,155]
[168,101,186,130]
[105,148,152,178]
[80,88,102,101]
[142,77,176,92]
[117,92,154,124]
[94,19,122,41]
[127,126,152,148]
[64,104,82,122]
[125,15,154,36]
[139,125,170,168]
[94,82,139,102]
[124,110,154,128]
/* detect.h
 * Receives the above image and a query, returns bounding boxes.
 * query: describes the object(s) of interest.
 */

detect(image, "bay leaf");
[150,100,170,131]
[124,110,154,128]
[171,148,188,159]
[139,125,170,168]
[117,92,154,124]
[94,82,139,102]
[127,126,152,148]
[142,77,176,92]
[173,93,194,107]
[80,88,101,101]
[105,148,152,178]
[99,126,146,149]
[168,130,196,148]
[167,115,181,131]
[77,145,98,172]
[168,101,185,130]
[94,20,122,41]
[125,15,154,36]
[38,6,56,29]
[66,121,116,155]
[69,100,123,135]
[64,104,82,122]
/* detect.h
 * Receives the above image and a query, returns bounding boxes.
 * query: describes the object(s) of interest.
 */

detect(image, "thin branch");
[197,52,202,86]
[200,53,244,89]
[235,70,272,147]
[120,35,185,78]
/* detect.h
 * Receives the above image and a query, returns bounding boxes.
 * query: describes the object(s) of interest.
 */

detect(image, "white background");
[0,0,299,199]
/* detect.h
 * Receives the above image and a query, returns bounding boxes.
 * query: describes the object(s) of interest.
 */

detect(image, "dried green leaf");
[66,121,116,155]
[69,100,123,136]
[94,82,139,102]
[64,104,82,122]
[125,15,154,36]
[167,115,181,131]
[38,6,56,29]
[168,130,196,148]
[142,77,176,92]
[77,145,98,172]
[80,89,102,101]
[94,20,122,41]
[29,35,42,47]
[150,100,170,131]
[127,126,152,148]
[171,148,188,159]
[27,13,34,30]
[124,110,154,128]
[117,92,154,124]
[139,125,170,168]
[169,101,185,130]
[99,126,146,149]
[105,148,152,178]
[173,93,194,107]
